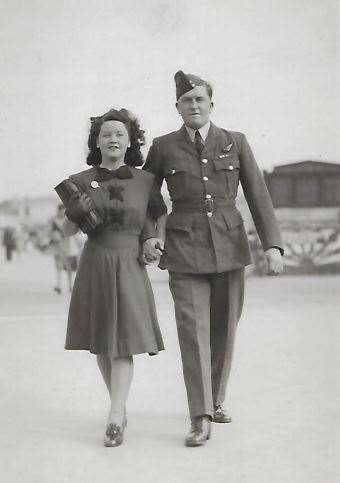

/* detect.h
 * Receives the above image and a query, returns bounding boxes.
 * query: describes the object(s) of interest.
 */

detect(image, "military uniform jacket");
[144,123,283,274]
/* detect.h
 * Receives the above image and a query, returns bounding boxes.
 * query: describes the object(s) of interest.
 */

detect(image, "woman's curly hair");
[86,108,146,167]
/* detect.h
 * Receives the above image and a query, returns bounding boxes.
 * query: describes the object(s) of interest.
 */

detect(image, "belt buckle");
[205,198,214,215]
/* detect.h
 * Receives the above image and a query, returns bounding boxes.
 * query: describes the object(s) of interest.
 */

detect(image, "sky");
[0,0,339,201]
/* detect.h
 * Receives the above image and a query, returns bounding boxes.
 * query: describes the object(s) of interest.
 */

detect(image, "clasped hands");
[141,238,164,265]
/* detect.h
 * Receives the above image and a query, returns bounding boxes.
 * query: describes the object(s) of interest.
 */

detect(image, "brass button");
[171,169,176,174]
[202,158,208,164]
[207,212,213,217]
[228,165,234,171]
[90,180,99,189]
[203,176,208,181]
[206,194,212,199]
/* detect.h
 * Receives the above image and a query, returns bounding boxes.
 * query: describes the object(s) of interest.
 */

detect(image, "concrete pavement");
[0,250,338,482]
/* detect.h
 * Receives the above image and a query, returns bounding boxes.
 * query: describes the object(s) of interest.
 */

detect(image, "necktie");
[194,130,204,155]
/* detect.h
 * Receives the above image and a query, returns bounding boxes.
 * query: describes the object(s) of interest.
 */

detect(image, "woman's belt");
[87,231,140,250]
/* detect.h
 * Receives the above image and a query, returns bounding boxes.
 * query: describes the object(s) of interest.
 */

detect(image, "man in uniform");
[143,70,284,447]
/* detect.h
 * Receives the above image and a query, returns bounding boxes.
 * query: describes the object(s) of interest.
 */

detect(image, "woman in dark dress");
[60,108,166,447]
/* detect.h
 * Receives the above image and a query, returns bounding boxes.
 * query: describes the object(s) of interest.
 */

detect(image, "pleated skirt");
[65,232,164,356]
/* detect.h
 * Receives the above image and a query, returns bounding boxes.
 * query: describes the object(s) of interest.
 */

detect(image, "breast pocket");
[164,166,188,201]
[213,157,240,197]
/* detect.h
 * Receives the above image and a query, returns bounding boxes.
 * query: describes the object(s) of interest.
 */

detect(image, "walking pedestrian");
[143,70,284,446]
[58,108,166,447]
[2,226,16,261]
[49,204,73,293]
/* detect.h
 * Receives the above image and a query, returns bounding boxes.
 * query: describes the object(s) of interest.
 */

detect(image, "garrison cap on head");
[174,70,207,100]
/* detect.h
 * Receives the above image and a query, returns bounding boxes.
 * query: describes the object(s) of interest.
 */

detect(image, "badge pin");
[218,154,230,159]
[171,169,176,175]
[226,143,233,152]
[90,180,100,189]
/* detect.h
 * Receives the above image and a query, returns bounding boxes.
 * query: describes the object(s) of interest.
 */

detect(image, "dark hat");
[174,70,206,100]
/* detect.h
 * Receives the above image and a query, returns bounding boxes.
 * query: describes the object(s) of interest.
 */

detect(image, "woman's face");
[97,120,130,162]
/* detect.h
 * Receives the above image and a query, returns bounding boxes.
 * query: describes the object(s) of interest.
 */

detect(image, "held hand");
[65,193,94,224]
[141,238,164,264]
[265,248,284,275]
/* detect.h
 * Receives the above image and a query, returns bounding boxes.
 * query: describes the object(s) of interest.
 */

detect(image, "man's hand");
[141,238,164,264]
[265,248,284,275]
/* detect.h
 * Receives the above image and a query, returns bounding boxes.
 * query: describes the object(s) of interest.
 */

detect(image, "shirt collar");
[185,121,211,142]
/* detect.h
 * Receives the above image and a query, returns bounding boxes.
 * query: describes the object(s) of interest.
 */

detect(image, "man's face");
[176,85,213,129]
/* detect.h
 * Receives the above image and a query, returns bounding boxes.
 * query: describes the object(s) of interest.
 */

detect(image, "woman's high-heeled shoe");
[104,419,127,447]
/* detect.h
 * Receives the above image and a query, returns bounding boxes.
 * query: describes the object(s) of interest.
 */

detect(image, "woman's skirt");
[65,232,164,357]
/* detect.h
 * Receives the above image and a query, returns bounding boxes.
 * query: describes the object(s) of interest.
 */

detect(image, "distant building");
[264,161,340,208]
[264,161,340,274]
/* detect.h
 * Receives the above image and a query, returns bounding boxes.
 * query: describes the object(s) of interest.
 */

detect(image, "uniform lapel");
[203,123,235,158]
[176,125,197,156]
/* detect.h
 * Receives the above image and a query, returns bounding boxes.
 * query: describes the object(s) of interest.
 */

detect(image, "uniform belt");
[172,198,235,214]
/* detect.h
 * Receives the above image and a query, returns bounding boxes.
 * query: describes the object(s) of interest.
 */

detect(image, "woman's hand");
[65,193,94,224]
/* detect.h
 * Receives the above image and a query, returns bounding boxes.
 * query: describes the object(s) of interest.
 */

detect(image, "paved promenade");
[0,250,338,482]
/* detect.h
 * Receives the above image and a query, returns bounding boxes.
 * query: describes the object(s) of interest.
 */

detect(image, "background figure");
[69,230,86,268]
[49,204,74,293]
[2,226,17,261]
[13,225,27,258]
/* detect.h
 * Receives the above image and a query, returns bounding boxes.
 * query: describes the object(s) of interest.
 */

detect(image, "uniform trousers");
[169,268,244,419]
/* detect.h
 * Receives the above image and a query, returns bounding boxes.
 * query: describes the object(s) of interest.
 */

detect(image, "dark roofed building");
[261,161,340,274]
[264,161,340,208]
